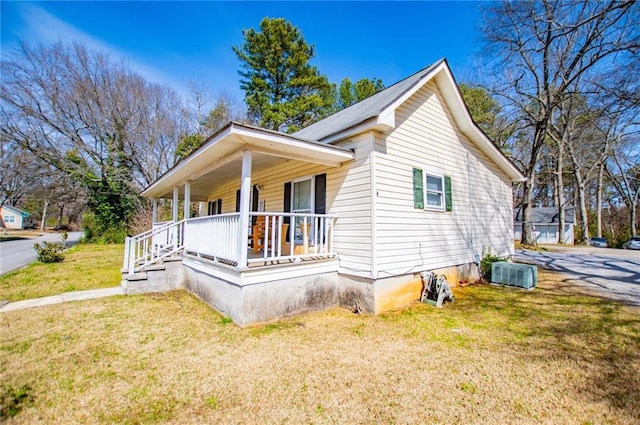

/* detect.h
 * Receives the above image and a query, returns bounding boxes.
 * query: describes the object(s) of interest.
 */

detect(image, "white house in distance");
[514,207,576,244]
[1,205,37,230]
[124,59,525,326]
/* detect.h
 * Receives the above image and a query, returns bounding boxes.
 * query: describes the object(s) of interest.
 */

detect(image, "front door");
[292,177,313,243]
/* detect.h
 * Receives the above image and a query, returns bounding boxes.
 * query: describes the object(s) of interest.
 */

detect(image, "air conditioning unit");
[491,262,537,289]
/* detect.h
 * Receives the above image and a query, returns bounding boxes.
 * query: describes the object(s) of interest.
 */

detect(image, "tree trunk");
[596,163,604,238]
[40,199,49,231]
[575,171,589,245]
[631,194,638,237]
[556,140,565,244]
[520,171,537,247]
[55,204,65,230]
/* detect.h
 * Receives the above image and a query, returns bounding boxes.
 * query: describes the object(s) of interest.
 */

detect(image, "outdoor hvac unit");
[491,262,537,289]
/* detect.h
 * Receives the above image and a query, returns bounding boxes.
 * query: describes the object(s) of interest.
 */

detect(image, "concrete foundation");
[183,260,339,327]
[122,256,480,326]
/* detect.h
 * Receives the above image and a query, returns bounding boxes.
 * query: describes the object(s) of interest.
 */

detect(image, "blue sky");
[1,1,485,102]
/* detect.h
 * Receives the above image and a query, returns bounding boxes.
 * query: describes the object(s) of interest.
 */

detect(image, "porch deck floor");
[183,249,335,269]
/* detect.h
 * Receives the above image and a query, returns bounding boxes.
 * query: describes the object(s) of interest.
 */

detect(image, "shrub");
[480,253,507,281]
[33,234,67,263]
[81,212,126,244]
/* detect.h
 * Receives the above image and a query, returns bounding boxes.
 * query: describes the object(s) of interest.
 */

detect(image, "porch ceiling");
[142,122,355,200]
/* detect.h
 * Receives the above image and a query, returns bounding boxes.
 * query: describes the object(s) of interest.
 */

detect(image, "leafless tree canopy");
[480,0,639,245]
[1,42,186,189]
[1,41,189,230]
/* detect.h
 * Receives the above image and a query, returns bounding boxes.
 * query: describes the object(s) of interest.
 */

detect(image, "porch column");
[172,187,179,222]
[183,181,191,220]
[237,150,252,268]
[152,199,158,224]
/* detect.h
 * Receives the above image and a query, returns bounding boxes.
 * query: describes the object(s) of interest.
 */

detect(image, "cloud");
[16,4,188,95]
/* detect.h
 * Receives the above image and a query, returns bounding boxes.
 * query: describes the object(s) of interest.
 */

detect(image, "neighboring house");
[513,207,576,244]
[124,59,525,326]
[1,205,37,230]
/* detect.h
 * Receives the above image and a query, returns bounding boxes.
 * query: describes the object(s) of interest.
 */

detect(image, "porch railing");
[247,212,336,265]
[184,213,241,263]
[182,212,336,267]
[124,219,185,275]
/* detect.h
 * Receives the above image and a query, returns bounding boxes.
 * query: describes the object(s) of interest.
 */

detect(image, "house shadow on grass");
[458,280,640,422]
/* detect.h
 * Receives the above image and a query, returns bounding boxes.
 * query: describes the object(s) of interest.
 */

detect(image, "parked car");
[589,237,608,248]
[623,237,640,250]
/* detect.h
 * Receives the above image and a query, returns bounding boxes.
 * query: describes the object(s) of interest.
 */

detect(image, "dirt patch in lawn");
[1,268,639,424]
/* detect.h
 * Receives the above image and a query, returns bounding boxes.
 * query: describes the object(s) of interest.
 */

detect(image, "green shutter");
[444,175,452,212]
[413,168,424,209]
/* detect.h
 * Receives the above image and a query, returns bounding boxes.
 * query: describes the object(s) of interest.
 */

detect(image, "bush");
[480,253,507,281]
[81,212,126,244]
[33,241,65,263]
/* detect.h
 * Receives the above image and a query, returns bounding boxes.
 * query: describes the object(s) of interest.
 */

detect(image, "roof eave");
[140,123,355,199]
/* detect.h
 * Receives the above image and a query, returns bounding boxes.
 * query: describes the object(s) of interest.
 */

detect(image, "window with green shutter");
[413,168,452,212]
[413,168,424,209]
[444,175,452,212]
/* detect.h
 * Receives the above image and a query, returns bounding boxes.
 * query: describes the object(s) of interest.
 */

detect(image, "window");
[207,199,222,215]
[413,168,452,212]
[426,174,444,209]
[283,174,326,243]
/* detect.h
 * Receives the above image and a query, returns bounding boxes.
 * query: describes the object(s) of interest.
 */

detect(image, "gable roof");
[514,207,576,225]
[294,60,442,141]
[294,58,524,183]
[1,205,30,217]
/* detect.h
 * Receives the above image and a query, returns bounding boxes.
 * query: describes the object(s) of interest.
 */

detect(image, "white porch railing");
[184,213,241,263]
[247,212,336,265]
[124,220,185,275]
[124,212,337,274]
[182,212,336,267]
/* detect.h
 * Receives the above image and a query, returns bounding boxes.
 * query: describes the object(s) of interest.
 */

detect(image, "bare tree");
[480,0,639,245]
[1,41,186,235]
[606,136,640,237]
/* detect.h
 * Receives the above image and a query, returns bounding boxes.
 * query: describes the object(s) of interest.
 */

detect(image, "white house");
[514,207,576,244]
[1,205,36,230]
[124,59,525,326]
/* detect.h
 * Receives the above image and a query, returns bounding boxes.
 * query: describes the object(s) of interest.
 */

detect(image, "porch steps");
[123,272,147,281]
[121,253,184,295]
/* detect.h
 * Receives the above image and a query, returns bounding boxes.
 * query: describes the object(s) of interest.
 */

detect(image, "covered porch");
[124,122,354,276]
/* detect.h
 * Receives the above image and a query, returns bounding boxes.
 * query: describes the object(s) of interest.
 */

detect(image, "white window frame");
[290,175,315,214]
[291,175,315,244]
[424,173,445,211]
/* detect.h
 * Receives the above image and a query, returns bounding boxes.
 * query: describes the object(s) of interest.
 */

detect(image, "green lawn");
[0,244,123,302]
[1,245,638,424]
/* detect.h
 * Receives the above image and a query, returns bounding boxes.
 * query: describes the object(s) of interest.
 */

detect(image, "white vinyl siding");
[204,133,374,277]
[372,80,514,277]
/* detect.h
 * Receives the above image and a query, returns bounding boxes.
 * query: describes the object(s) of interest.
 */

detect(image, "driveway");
[0,231,83,275]
[515,246,640,307]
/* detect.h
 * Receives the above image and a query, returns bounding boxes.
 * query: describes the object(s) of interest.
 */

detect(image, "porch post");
[183,181,191,220]
[172,187,179,222]
[237,150,252,268]
[152,199,158,224]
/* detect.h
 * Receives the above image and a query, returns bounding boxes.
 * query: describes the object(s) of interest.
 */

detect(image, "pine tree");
[233,18,333,132]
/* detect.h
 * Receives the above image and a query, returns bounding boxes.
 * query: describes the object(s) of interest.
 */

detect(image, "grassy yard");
[1,249,639,424]
[0,244,123,302]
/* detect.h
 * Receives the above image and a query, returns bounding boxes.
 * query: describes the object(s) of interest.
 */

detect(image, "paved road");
[0,231,83,275]
[515,246,640,306]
